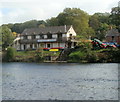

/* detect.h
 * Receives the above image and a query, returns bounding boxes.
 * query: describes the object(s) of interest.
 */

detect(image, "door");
[47,43,51,48]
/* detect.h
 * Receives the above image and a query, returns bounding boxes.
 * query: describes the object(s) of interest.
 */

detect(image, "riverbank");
[2,47,120,63]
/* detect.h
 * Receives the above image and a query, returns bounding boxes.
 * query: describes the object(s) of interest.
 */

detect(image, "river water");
[2,63,119,100]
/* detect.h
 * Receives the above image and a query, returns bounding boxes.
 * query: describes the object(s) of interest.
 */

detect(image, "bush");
[77,42,92,52]
[86,51,98,62]
[69,51,86,62]
[34,49,44,62]
[4,47,16,62]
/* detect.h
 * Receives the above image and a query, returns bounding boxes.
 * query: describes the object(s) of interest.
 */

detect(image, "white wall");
[21,44,24,50]
[67,26,76,37]
[32,44,35,49]
[52,34,57,38]
[62,34,67,37]
[53,43,58,47]
[36,35,40,39]
[26,44,30,49]
[21,36,24,39]
[44,35,47,39]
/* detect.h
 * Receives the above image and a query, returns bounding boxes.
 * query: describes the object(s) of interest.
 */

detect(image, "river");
[2,63,119,100]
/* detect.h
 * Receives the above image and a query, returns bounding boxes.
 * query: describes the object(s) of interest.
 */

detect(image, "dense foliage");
[0,26,14,50]
[3,47,16,62]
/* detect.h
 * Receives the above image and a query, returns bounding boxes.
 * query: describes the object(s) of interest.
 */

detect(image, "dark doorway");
[24,45,26,50]
[47,44,51,48]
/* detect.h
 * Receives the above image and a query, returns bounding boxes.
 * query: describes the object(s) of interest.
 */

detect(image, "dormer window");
[47,34,52,39]
[40,34,44,39]
[24,35,27,39]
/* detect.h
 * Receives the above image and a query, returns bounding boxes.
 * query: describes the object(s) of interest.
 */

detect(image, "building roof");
[106,29,120,37]
[21,25,72,35]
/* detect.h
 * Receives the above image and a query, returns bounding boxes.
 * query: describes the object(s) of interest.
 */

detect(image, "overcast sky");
[0,0,119,25]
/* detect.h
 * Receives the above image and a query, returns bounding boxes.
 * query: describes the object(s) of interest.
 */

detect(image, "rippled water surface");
[2,63,119,100]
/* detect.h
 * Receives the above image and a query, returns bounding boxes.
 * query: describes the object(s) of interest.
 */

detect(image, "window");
[30,44,32,49]
[47,44,51,48]
[58,34,62,38]
[70,34,72,37]
[40,34,44,39]
[24,45,26,50]
[112,36,114,41]
[24,36,27,39]
[47,34,52,39]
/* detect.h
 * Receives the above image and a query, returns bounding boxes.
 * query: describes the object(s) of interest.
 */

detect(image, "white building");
[17,25,77,50]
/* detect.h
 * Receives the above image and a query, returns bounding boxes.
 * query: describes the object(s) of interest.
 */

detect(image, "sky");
[0,0,119,25]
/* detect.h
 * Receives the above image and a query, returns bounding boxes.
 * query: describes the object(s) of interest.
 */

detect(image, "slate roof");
[106,29,120,37]
[21,25,71,35]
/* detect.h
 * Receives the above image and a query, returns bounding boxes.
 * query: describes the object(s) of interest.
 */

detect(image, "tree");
[57,8,90,35]
[109,2,120,32]
[89,13,110,40]
[4,20,47,33]
[4,47,16,62]
[1,26,14,50]
[46,17,58,26]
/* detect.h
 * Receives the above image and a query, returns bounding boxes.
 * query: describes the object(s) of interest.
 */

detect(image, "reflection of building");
[105,29,120,44]
[18,25,77,51]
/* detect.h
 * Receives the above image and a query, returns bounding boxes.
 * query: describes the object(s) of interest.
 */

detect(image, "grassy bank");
[2,45,120,63]
[2,48,61,62]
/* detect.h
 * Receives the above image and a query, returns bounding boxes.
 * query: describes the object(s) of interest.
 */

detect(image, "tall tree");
[57,8,90,35]
[46,17,58,26]
[1,26,14,50]
[89,13,110,40]
[110,2,120,31]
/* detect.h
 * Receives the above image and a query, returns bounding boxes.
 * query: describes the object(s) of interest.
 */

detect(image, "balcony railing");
[20,37,77,44]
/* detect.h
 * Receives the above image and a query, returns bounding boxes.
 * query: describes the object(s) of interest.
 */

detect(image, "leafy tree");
[89,15,101,31]
[89,13,110,40]
[110,7,120,26]
[4,20,47,33]
[56,8,91,37]
[109,2,120,32]
[11,23,22,33]
[1,26,14,50]
[46,8,94,38]
[4,47,16,62]
[46,17,58,26]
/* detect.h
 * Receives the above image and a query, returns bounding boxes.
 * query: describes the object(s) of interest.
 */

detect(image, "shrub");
[69,51,86,62]
[86,51,98,62]
[77,42,92,52]
[4,47,16,62]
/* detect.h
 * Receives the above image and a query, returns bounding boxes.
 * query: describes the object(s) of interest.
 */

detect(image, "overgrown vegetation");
[2,49,61,62]
[68,42,120,63]
[3,47,16,62]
